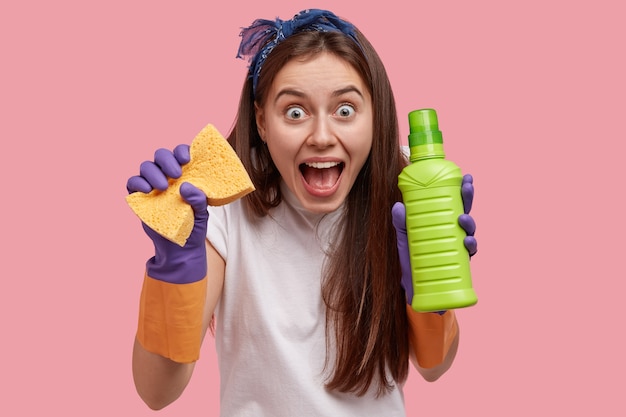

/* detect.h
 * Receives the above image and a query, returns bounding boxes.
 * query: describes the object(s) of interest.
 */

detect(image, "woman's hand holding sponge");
[127,144,208,284]
[126,124,254,284]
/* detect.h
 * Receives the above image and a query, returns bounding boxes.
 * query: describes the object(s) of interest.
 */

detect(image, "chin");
[297,191,348,214]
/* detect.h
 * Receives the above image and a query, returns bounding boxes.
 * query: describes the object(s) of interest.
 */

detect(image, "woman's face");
[255,52,373,214]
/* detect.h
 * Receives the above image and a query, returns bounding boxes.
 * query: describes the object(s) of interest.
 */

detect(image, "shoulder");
[206,199,249,259]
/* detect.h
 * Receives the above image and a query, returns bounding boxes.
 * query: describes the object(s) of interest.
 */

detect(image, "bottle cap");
[408,108,443,147]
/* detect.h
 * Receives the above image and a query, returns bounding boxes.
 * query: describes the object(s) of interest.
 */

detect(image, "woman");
[127,9,477,416]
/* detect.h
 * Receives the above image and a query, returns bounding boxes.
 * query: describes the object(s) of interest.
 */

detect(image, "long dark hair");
[227,28,409,396]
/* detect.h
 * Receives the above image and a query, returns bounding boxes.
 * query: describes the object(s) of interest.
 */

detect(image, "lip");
[300,156,343,165]
[299,157,344,198]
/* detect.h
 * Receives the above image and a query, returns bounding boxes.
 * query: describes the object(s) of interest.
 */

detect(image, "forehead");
[271,52,366,93]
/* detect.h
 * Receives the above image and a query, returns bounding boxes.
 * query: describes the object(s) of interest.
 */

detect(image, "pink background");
[2,0,624,415]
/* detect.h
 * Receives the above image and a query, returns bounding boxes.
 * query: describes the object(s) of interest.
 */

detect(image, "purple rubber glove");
[392,173,478,305]
[127,145,208,284]
[459,174,478,257]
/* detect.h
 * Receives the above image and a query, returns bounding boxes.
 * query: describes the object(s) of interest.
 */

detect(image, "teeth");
[305,161,340,169]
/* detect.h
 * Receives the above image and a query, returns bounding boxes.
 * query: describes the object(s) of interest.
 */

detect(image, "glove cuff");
[136,273,207,363]
[406,305,458,368]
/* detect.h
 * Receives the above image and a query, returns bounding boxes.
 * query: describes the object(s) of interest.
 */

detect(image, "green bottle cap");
[408,108,443,147]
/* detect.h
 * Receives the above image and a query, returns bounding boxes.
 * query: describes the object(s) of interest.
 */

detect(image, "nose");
[306,117,336,149]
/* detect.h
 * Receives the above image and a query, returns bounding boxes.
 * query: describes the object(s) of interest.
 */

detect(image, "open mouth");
[299,161,345,191]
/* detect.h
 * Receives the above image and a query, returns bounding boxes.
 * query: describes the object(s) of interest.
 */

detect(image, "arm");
[132,241,225,409]
[393,174,476,381]
[127,145,225,409]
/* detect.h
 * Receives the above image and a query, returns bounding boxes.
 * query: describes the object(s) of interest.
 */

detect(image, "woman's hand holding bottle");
[392,174,478,305]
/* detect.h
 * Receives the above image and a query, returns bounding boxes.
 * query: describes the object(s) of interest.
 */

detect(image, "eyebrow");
[274,85,364,104]
[332,86,364,99]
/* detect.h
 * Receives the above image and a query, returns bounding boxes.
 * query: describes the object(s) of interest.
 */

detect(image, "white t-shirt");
[206,182,406,417]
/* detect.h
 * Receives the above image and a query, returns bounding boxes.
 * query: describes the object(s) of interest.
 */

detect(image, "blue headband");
[236,9,360,96]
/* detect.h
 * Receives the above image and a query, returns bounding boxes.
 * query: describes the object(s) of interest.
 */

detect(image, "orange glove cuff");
[136,274,207,363]
[406,306,459,369]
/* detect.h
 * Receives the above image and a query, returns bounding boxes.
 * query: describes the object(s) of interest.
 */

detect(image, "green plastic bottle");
[398,108,477,312]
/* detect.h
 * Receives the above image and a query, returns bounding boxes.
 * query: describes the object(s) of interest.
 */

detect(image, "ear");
[254,102,266,141]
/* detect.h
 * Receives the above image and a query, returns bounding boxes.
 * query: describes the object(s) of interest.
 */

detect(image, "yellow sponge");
[126,124,255,246]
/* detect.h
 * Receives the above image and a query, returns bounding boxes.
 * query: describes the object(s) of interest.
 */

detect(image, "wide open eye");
[336,104,355,118]
[286,106,306,120]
